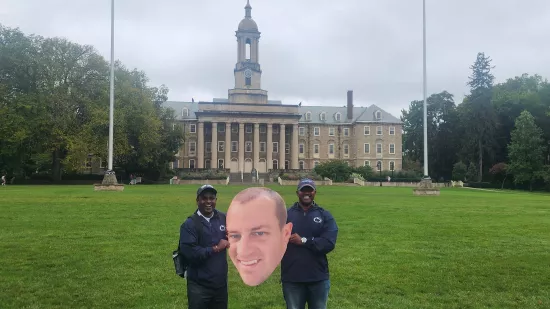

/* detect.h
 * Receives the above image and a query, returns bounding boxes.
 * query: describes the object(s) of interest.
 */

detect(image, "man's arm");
[304,211,338,255]
[179,219,214,265]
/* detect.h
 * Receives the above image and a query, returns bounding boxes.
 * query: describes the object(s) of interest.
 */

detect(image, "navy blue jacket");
[179,209,228,289]
[281,202,339,283]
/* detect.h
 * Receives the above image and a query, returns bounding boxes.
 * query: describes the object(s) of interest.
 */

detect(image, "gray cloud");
[1,0,549,117]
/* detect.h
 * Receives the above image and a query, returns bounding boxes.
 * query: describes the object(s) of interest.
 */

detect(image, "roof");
[162,100,401,124]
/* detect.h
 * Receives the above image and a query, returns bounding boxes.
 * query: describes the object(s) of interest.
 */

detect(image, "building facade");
[165,1,403,174]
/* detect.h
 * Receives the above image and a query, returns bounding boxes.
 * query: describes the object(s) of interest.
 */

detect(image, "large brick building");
[165,1,403,174]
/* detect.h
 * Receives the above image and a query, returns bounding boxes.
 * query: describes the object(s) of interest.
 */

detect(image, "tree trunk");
[478,140,483,182]
[501,175,507,189]
[51,149,62,182]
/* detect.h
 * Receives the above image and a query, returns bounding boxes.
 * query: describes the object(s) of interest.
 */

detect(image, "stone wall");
[176,178,229,185]
[278,177,332,186]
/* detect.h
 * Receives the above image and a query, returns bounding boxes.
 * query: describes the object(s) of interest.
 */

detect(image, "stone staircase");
[229,172,271,185]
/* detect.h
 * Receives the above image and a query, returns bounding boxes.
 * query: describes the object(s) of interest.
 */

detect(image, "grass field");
[1,185,549,309]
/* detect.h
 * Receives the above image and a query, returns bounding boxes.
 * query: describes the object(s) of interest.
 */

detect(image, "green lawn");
[1,185,549,309]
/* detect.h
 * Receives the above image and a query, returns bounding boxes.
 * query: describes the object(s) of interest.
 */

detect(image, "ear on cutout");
[282,222,293,242]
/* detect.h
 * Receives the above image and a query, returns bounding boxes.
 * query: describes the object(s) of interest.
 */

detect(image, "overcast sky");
[1,0,549,117]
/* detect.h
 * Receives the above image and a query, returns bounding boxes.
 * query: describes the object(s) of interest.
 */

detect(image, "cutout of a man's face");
[226,188,292,286]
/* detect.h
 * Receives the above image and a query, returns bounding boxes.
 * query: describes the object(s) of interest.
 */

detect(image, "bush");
[178,169,228,180]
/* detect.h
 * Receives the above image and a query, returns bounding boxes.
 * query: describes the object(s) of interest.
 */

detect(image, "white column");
[266,124,273,170]
[225,122,231,169]
[211,122,217,169]
[197,122,204,168]
[291,123,299,169]
[254,123,260,169]
[279,124,285,169]
[239,123,245,173]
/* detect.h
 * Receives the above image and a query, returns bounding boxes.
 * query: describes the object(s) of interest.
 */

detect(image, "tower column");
[239,122,245,173]
[291,123,299,169]
[254,123,260,169]
[211,122,218,169]
[225,123,231,169]
[279,124,285,170]
[197,122,205,168]
[267,124,273,170]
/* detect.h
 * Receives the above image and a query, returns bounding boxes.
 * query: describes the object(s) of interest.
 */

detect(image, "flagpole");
[422,0,429,179]
[108,0,115,171]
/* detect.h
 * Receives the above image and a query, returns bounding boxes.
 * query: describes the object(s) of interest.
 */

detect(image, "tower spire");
[245,0,252,18]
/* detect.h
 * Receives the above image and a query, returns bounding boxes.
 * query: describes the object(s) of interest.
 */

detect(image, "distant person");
[280,178,339,309]
[226,187,293,287]
[179,185,229,309]
[1,174,6,186]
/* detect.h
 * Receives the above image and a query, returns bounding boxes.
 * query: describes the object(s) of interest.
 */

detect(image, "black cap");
[196,184,217,197]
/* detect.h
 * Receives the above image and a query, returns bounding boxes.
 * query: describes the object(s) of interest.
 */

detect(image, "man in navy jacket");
[179,185,229,309]
[280,179,339,309]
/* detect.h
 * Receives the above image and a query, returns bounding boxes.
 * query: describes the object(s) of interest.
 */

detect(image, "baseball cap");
[297,178,316,191]
[196,184,217,197]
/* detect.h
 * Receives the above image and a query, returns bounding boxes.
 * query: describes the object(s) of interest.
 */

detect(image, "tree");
[313,160,352,182]
[452,161,467,181]
[489,162,508,189]
[507,111,545,190]
[466,162,478,182]
[459,52,499,182]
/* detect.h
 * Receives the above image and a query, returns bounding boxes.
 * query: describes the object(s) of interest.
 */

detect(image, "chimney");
[347,90,353,120]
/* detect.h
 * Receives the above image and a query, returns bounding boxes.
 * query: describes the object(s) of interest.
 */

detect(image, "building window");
[260,142,266,152]
[273,159,279,170]
[299,161,305,170]
[364,160,370,166]
[218,159,224,169]
[329,143,334,155]
[299,127,306,136]
[246,124,252,133]
[260,125,266,133]
[218,141,224,152]
[335,113,341,121]
[364,126,370,135]
[173,160,179,169]
[189,142,196,155]
[389,161,395,171]
[389,127,395,135]
[205,142,211,153]
[273,126,279,134]
[329,127,335,136]
[389,143,395,154]
[377,143,382,154]
[376,160,382,170]
[343,144,349,155]
[299,143,304,154]
[205,159,211,168]
[285,143,290,154]
[314,144,320,154]
[364,143,370,154]
[190,124,196,133]
[314,161,320,167]
[314,127,320,136]
[273,142,279,153]
[245,77,251,86]
[320,112,326,121]
[343,128,349,136]
[189,159,196,169]
[285,160,290,169]
[375,111,382,120]
[231,141,238,152]
[182,108,189,117]
[305,112,311,121]
[218,125,225,133]
[232,124,238,133]
[245,141,252,152]
[376,126,382,135]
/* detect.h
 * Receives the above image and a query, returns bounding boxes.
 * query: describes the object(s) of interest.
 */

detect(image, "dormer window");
[320,112,326,121]
[305,112,311,121]
[182,108,189,117]
[335,113,341,121]
[375,110,382,120]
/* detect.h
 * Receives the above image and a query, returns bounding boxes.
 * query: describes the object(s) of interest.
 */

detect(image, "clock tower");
[228,0,268,104]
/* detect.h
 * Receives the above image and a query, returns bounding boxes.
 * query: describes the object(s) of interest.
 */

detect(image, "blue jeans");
[282,280,330,309]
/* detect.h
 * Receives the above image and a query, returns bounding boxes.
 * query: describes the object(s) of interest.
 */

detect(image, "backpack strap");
[190,213,203,245]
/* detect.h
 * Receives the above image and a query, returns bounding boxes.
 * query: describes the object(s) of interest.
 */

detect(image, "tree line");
[401,52,550,190]
[0,24,184,181]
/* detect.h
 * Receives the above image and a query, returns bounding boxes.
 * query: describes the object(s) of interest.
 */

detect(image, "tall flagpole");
[422,0,429,179]
[108,0,115,171]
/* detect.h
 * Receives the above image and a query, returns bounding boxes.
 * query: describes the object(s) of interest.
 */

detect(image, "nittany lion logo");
[219,225,226,232]
[313,217,322,223]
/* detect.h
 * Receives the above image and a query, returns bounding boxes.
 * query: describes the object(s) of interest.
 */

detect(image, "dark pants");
[186,279,228,309]
[282,280,330,309]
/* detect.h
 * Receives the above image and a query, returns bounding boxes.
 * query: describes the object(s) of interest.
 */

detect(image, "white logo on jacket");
[219,225,226,231]
[313,217,322,223]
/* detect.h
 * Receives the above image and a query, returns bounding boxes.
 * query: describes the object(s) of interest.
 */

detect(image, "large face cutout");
[227,195,292,286]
